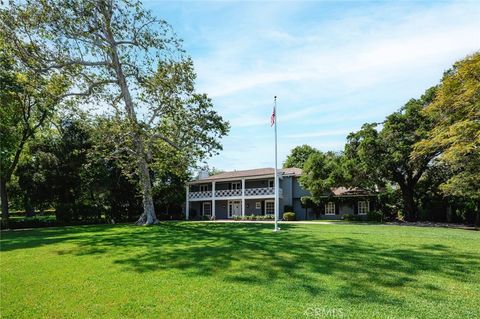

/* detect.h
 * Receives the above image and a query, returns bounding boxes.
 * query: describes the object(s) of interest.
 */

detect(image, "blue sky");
[145,0,480,171]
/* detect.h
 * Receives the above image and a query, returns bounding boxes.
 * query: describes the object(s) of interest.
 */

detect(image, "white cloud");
[174,1,480,171]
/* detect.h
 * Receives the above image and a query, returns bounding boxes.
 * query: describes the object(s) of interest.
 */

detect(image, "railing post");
[185,185,189,220]
[212,182,216,219]
[241,179,245,217]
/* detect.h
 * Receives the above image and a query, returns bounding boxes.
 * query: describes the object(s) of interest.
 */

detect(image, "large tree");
[283,144,320,169]
[414,52,480,224]
[2,0,229,225]
[344,88,438,220]
[0,38,69,225]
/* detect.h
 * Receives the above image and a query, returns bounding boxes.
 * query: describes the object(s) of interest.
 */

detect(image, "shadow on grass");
[2,222,479,307]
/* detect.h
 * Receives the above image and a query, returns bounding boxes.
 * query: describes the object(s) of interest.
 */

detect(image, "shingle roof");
[192,167,302,182]
[331,187,374,196]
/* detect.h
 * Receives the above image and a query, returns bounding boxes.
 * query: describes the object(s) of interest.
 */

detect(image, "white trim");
[241,179,245,217]
[265,199,275,215]
[199,184,209,192]
[185,186,189,220]
[202,202,212,217]
[212,182,216,219]
[325,202,336,215]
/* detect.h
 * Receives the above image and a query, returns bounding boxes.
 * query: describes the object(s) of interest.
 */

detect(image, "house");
[185,167,376,220]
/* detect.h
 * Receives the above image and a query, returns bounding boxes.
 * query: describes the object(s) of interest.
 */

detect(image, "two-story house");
[185,167,376,220]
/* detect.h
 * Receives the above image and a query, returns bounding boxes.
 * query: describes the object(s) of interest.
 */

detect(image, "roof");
[330,187,375,197]
[190,167,302,183]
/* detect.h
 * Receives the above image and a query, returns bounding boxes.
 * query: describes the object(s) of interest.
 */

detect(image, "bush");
[284,205,293,212]
[232,215,242,220]
[283,212,295,221]
[367,210,383,222]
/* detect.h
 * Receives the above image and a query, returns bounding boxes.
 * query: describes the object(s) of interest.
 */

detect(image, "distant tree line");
[284,52,480,225]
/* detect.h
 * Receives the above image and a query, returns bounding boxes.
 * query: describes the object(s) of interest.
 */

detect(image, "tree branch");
[58,79,117,100]
[151,133,180,150]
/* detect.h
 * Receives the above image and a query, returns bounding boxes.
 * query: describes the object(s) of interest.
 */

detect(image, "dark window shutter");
[354,201,358,215]
[335,202,339,215]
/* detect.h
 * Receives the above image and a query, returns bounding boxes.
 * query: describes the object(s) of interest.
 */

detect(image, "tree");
[283,144,320,169]
[2,0,229,225]
[0,37,69,225]
[414,52,480,225]
[300,151,343,203]
[344,88,438,220]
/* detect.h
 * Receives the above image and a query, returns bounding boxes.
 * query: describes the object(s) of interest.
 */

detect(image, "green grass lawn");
[1,223,479,318]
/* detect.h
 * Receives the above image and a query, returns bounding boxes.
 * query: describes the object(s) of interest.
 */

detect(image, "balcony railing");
[188,187,282,199]
[244,187,274,196]
[188,191,212,199]
[215,189,242,198]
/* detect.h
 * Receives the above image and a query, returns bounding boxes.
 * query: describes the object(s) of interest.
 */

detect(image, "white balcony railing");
[188,187,282,199]
[244,187,275,196]
[215,189,242,198]
[188,191,212,199]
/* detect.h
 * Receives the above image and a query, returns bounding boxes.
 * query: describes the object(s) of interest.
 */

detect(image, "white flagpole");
[274,96,280,232]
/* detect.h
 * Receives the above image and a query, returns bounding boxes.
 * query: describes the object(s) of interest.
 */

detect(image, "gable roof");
[191,167,302,183]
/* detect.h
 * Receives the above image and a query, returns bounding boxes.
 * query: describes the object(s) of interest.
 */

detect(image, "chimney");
[198,169,209,180]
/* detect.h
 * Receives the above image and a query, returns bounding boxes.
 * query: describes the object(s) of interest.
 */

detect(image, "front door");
[228,200,242,218]
[203,202,212,218]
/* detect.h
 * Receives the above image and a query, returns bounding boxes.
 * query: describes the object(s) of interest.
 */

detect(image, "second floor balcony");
[187,179,283,200]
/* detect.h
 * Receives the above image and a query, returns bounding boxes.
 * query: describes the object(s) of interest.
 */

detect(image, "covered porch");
[186,198,278,220]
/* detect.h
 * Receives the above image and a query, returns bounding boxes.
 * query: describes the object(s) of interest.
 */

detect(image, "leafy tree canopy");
[283,144,320,169]
[414,52,480,201]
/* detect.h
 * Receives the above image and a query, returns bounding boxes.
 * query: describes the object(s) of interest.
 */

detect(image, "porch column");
[212,181,216,219]
[185,185,189,220]
[241,178,245,217]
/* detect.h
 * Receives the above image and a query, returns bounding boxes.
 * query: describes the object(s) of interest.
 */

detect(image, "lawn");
[1,223,479,319]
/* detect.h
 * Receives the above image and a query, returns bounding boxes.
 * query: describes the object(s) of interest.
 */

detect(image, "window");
[268,179,274,188]
[230,182,241,190]
[325,202,335,215]
[265,200,275,214]
[199,184,209,192]
[358,201,369,215]
[203,202,212,217]
[255,202,261,209]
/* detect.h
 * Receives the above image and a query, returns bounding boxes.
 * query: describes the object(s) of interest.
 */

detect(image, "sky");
[145,0,480,171]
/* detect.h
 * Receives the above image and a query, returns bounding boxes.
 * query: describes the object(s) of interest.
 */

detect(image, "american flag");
[270,106,276,126]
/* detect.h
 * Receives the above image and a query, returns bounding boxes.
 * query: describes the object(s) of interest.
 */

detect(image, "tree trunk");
[0,177,9,227]
[24,195,35,217]
[400,184,417,221]
[101,7,157,225]
[475,201,480,227]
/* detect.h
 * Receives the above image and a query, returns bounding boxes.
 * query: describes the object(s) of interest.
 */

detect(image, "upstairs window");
[230,182,241,190]
[268,179,274,188]
[199,184,208,192]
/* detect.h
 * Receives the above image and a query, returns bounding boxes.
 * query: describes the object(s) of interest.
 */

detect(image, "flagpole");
[274,96,280,232]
